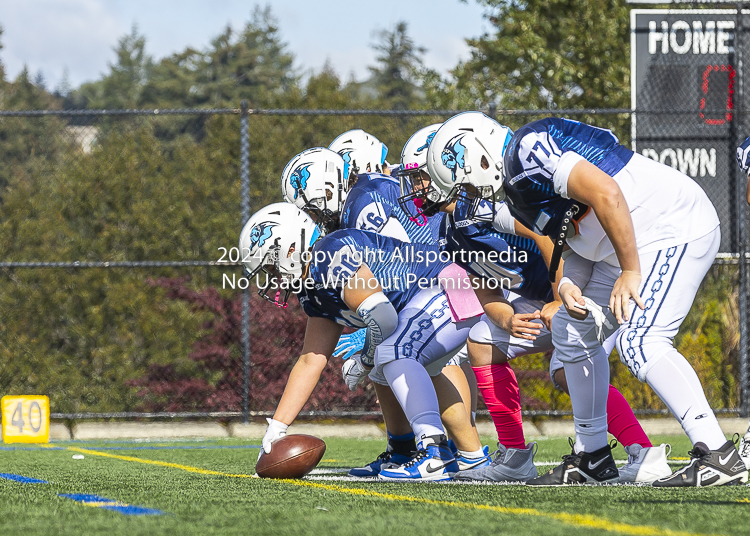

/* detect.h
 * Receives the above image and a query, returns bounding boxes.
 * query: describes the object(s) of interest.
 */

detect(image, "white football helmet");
[397,123,442,219]
[329,129,389,178]
[426,112,513,219]
[281,147,347,234]
[239,202,321,307]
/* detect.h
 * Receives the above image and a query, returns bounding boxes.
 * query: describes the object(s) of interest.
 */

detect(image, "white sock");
[644,351,726,450]
[458,448,486,459]
[383,359,444,441]
[562,347,610,453]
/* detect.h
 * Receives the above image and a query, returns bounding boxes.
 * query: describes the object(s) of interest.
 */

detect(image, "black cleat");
[652,439,749,488]
[526,439,619,486]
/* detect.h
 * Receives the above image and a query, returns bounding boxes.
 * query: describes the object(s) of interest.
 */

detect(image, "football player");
[399,122,670,484]
[736,135,750,205]
[243,203,479,482]
[734,136,750,472]
[425,111,748,487]
[281,130,487,477]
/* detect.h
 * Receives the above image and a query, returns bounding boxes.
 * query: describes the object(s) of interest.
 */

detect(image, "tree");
[77,25,154,109]
[366,22,426,109]
[141,6,297,109]
[454,0,630,111]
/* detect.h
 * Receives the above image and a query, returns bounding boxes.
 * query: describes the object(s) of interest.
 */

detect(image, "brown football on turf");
[255,434,326,479]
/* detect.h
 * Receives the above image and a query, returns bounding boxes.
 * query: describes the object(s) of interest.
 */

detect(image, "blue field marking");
[0,473,49,483]
[58,494,164,516]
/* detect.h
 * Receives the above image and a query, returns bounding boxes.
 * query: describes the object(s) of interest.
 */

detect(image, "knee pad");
[368,366,389,385]
[551,308,602,364]
[468,314,494,345]
[616,329,674,382]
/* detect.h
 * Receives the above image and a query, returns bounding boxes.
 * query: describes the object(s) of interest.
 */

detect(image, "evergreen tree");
[454,0,630,111]
[77,25,154,109]
[367,22,426,109]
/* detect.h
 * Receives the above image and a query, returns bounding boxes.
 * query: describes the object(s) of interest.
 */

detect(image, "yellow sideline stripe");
[61,446,723,536]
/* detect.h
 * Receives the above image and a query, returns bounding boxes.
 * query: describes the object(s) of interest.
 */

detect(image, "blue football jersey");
[439,197,553,302]
[503,118,633,238]
[297,229,448,327]
[340,173,441,244]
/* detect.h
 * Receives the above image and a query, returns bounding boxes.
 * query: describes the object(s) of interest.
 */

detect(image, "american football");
[255,434,326,479]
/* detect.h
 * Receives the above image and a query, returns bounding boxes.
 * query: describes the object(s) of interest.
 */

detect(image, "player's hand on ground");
[341,354,370,391]
[503,311,542,340]
[610,270,645,324]
[559,281,588,320]
[259,418,289,462]
[333,329,366,360]
[540,300,563,330]
[737,136,750,174]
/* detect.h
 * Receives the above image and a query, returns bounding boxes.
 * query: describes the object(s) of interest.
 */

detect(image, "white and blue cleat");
[348,451,414,477]
[379,435,458,482]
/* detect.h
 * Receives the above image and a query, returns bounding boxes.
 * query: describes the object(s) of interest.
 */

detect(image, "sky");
[0,0,490,91]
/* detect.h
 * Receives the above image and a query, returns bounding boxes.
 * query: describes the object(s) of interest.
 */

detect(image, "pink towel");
[439,264,484,322]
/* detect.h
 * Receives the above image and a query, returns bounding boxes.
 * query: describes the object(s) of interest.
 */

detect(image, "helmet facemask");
[397,167,450,219]
[240,203,320,308]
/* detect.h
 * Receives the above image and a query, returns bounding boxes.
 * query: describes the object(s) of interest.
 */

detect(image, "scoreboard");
[631,9,746,253]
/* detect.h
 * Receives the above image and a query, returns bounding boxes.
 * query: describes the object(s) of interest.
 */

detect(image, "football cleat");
[454,442,538,483]
[348,450,414,477]
[378,435,458,482]
[455,445,491,472]
[738,433,750,471]
[618,443,673,484]
[526,439,619,486]
[652,439,749,488]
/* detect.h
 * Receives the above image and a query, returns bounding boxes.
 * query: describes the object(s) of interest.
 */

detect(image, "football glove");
[737,136,750,175]
[333,329,366,360]
[342,354,369,391]
[259,417,288,461]
[581,296,615,343]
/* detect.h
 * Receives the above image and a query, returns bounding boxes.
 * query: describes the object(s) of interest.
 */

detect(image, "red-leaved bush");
[128,277,379,413]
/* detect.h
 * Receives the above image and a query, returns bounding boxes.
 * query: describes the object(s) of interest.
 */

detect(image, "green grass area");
[0,435,748,536]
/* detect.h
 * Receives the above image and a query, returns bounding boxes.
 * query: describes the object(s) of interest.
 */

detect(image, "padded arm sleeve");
[356,292,399,367]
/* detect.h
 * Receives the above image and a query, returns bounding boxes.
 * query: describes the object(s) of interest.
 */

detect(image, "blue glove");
[333,329,366,360]
[737,136,750,174]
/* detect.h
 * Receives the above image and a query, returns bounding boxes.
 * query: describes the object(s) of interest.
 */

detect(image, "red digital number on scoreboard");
[700,64,734,125]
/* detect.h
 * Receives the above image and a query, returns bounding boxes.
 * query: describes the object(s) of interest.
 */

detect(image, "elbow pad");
[356,292,398,367]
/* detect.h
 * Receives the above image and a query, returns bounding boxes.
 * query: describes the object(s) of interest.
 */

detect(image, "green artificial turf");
[0,435,747,536]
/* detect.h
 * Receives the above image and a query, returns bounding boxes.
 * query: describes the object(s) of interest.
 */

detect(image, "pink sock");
[473,363,525,449]
[607,385,652,447]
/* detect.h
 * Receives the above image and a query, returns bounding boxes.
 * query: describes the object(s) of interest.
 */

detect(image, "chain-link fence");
[0,104,747,423]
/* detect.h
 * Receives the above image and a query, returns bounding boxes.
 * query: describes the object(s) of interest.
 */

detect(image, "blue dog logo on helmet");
[249,221,277,249]
[290,164,312,200]
[416,132,436,153]
[442,134,466,182]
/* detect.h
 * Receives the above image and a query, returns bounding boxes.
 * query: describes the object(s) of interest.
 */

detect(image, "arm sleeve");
[561,250,595,289]
[356,292,399,367]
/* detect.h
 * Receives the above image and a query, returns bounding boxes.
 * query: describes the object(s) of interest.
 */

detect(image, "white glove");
[581,296,615,343]
[259,418,288,461]
[342,354,369,391]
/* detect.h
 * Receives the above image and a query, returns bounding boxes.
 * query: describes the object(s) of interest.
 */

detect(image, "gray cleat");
[453,442,538,483]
